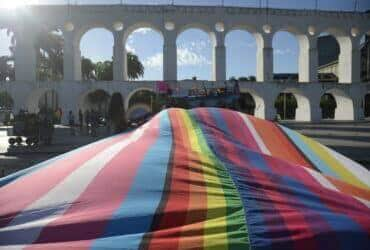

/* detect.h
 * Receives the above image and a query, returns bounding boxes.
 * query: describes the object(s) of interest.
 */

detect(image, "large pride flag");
[0,108,369,250]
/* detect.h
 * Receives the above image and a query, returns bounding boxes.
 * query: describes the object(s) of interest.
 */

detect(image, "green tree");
[95,61,113,81]
[87,90,110,115]
[0,91,14,109]
[127,52,144,80]
[81,57,96,80]
[0,56,14,81]
[36,30,64,81]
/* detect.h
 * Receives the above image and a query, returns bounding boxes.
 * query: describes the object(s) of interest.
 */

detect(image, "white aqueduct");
[0,4,369,123]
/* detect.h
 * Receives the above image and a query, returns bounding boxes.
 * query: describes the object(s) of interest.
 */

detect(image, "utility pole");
[315,0,318,11]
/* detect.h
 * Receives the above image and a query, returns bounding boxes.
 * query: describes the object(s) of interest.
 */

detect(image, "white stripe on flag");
[304,167,370,208]
[324,145,370,189]
[0,121,152,249]
[239,113,271,156]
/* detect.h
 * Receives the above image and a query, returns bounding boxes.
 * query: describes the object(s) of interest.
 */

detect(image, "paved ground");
[1,121,369,178]
[283,121,370,169]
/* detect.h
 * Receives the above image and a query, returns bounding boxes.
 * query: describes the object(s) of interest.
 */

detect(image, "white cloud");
[143,53,163,69]
[125,40,136,53]
[133,28,152,35]
[141,47,211,69]
[177,48,211,66]
[274,48,295,55]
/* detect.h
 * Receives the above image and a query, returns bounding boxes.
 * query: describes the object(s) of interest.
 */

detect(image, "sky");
[1,0,369,80]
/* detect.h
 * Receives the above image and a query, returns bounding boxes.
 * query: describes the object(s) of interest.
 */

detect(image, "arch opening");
[239,88,265,119]
[127,89,155,121]
[317,33,340,83]
[80,28,114,81]
[364,93,370,118]
[273,31,299,83]
[79,89,111,124]
[320,89,354,120]
[36,29,64,81]
[275,93,298,120]
[238,92,256,115]
[26,88,59,115]
[124,27,162,81]
[0,91,14,125]
[360,33,370,83]
[177,28,213,81]
[225,29,257,81]
[0,27,15,82]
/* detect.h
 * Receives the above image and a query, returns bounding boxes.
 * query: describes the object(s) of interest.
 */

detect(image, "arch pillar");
[338,36,360,83]
[63,31,81,81]
[113,31,127,81]
[14,29,37,82]
[298,36,318,83]
[256,33,273,82]
[213,32,226,81]
[163,30,177,81]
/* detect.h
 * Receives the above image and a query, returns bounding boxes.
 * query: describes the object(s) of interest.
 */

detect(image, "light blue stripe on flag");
[91,111,173,250]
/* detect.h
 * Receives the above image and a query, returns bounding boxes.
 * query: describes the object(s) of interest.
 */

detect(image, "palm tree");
[127,52,144,80]
[36,30,64,81]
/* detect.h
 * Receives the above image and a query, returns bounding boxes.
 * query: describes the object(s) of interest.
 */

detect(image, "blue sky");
[1,0,370,80]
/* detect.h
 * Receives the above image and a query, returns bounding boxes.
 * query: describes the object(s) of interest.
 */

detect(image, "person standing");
[68,111,75,136]
[78,109,83,132]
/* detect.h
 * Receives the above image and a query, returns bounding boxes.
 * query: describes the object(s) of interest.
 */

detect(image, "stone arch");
[35,28,65,81]
[0,26,15,82]
[26,88,59,114]
[279,88,311,121]
[78,27,114,81]
[127,103,152,121]
[239,88,265,119]
[225,28,257,80]
[321,88,354,120]
[272,29,300,82]
[123,23,164,81]
[364,93,370,118]
[177,23,216,45]
[125,87,155,110]
[78,89,111,119]
[123,22,164,45]
[0,91,14,125]
[176,25,215,80]
[318,27,354,83]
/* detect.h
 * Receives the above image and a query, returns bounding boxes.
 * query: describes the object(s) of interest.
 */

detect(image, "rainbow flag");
[0,108,369,249]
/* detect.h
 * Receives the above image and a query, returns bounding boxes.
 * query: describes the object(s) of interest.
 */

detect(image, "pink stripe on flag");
[0,134,129,229]
[25,117,160,249]
[221,110,261,153]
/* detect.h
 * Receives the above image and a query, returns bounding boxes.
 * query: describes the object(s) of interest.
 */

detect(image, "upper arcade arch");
[318,27,358,83]
[225,29,257,80]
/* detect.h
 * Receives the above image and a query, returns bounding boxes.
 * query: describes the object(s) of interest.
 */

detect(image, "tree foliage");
[0,56,15,82]
[0,91,14,109]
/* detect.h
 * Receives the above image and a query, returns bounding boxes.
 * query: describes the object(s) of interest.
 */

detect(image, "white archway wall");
[239,88,265,119]
[325,89,354,120]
